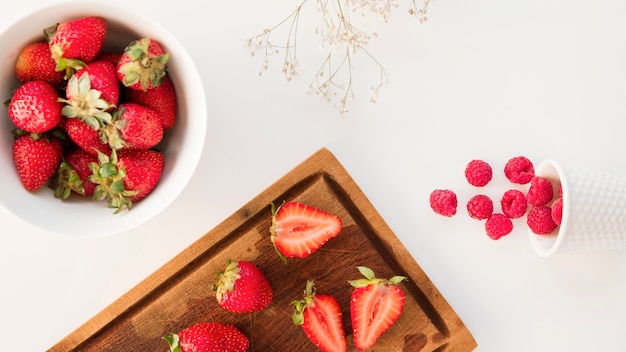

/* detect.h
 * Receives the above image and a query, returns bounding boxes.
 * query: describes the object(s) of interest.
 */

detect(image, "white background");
[2,0,626,351]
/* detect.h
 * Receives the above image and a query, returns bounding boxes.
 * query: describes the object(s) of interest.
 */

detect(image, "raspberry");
[466,194,493,220]
[429,189,457,217]
[485,213,513,240]
[526,176,554,206]
[465,159,492,187]
[551,197,563,226]
[527,205,558,234]
[500,189,528,219]
[504,156,534,184]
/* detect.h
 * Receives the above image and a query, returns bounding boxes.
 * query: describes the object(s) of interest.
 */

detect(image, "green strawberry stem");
[162,333,183,352]
[59,73,113,129]
[291,279,317,326]
[88,149,138,214]
[270,201,288,263]
[348,266,408,288]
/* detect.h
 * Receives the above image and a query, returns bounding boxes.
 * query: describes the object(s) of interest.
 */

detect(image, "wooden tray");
[49,148,477,352]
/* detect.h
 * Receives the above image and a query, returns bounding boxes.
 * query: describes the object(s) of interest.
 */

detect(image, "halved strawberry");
[44,16,107,77]
[117,38,170,91]
[349,266,408,351]
[88,148,164,213]
[270,202,342,262]
[163,322,249,352]
[212,259,273,313]
[292,280,347,352]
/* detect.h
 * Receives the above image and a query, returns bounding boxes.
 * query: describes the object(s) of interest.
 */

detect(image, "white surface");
[1,0,626,351]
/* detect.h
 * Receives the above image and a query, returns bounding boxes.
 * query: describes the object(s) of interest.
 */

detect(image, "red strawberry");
[125,74,177,129]
[44,16,107,77]
[54,147,99,198]
[89,148,164,213]
[292,280,347,352]
[93,51,121,68]
[8,81,63,133]
[349,266,407,351]
[270,202,343,262]
[14,41,65,89]
[62,117,112,156]
[101,103,164,150]
[117,38,170,91]
[163,322,249,352]
[212,259,273,313]
[12,133,63,191]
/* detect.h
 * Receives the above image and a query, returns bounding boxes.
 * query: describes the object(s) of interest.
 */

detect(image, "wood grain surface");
[49,147,477,352]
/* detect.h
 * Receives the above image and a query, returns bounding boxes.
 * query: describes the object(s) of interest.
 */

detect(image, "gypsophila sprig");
[246,0,432,113]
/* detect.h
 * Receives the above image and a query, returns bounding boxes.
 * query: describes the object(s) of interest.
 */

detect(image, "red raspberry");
[551,197,563,226]
[430,189,457,217]
[465,159,492,187]
[504,156,534,184]
[485,213,513,240]
[527,205,558,234]
[466,194,493,220]
[500,189,527,219]
[526,176,554,206]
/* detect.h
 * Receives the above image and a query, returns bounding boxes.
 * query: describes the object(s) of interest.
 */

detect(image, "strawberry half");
[117,38,170,91]
[212,259,273,313]
[163,322,249,352]
[8,81,63,133]
[12,133,63,191]
[88,148,164,213]
[270,202,342,262]
[292,280,347,352]
[349,266,408,351]
[45,16,107,77]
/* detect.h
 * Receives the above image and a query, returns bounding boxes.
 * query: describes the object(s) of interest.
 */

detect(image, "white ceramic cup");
[529,159,626,257]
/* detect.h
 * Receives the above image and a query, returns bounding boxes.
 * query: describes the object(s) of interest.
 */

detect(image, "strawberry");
[62,117,112,156]
[349,266,407,351]
[101,103,164,150]
[212,259,273,313]
[8,81,63,133]
[44,16,107,77]
[59,60,119,130]
[270,201,343,262]
[54,147,99,199]
[12,133,63,191]
[14,41,65,89]
[125,74,177,129]
[93,51,122,68]
[163,322,249,352]
[89,148,164,213]
[292,280,347,352]
[117,38,170,91]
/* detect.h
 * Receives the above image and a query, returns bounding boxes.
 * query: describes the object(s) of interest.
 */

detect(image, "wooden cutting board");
[49,148,477,352]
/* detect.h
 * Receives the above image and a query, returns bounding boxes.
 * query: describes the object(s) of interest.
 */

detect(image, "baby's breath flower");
[246,0,433,113]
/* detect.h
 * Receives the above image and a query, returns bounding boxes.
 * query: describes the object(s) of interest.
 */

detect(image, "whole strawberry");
[292,280,347,352]
[15,41,65,89]
[8,81,63,133]
[54,147,99,199]
[62,117,112,156]
[117,38,170,91]
[101,103,164,150]
[212,259,273,313]
[61,60,120,121]
[125,74,177,129]
[45,16,107,77]
[12,133,63,191]
[349,266,407,351]
[89,148,164,213]
[163,322,249,352]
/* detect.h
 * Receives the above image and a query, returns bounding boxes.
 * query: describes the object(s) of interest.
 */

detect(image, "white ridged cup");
[529,159,626,257]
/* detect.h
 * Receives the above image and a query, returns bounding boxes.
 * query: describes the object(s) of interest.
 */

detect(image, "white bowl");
[0,2,207,237]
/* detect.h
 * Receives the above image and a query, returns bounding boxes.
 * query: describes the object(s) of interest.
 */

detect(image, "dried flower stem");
[246,0,432,113]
